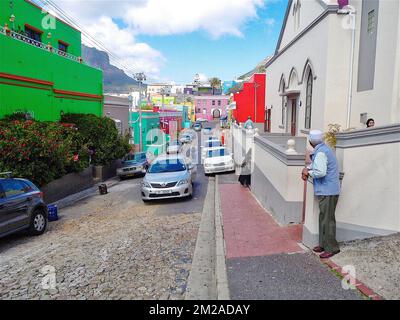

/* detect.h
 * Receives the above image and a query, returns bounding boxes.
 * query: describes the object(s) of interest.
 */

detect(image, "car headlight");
[177,179,189,186]
[204,163,212,167]
[142,180,151,188]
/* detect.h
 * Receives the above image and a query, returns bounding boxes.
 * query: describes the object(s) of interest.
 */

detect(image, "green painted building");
[0,0,103,121]
[130,111,167,156]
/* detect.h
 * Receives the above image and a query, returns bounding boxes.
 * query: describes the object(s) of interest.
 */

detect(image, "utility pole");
[134,72,146,152]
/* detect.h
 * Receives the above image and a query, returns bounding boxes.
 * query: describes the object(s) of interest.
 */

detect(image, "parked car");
[117,152,148,180]
[193,123,202,132]
[204,147,235,175]
[201,139,222,160]
[166,140,182,154]
[179,133,193,144]
[0,172,48,238]
[141,155,196,201]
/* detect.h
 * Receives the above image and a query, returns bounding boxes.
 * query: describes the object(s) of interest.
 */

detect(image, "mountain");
[81,45,143,93]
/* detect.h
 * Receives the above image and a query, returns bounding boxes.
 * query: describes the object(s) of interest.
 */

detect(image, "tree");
[209,77,222,95]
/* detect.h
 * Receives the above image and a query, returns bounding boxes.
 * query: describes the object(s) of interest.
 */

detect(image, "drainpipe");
[346,7,357,129]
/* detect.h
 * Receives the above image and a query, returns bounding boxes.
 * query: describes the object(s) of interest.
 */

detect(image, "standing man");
[302,130,340,259]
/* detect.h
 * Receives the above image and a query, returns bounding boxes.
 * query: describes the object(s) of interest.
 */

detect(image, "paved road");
[227,253,363,300]
[0,148,210,300]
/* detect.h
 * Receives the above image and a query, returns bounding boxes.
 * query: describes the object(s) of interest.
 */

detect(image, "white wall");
[279,0,326,50]
[349,0,400,127]
[336,142,400,232]
[266,17,332,135]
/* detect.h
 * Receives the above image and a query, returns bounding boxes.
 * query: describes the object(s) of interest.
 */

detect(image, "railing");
[0,25,82,64]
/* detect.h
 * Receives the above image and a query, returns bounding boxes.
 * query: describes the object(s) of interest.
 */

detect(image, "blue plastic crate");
[47,204,58,221]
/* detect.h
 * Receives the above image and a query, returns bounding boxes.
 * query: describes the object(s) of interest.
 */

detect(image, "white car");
[166,140,182,154]
[204,147,235,175]
[201,139,222,160]
[179,131,196,144]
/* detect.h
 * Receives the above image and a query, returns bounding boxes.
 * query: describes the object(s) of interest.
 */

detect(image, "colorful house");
[159,110,183,142]
[151,95,175,108]
[194,96,230,121]
[233,73,266,128]
[0,0,103,121]
[130,111,160,153]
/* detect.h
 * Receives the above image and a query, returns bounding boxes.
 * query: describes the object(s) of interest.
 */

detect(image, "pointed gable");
[275,0,329,54]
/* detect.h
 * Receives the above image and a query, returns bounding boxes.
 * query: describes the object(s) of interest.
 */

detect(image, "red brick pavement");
[220,184,304,259]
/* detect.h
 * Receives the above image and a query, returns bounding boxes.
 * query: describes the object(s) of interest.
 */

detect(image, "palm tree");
[209,77,222,95]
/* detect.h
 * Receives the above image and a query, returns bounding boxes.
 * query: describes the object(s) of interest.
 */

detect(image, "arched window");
[281,80,286,126]
[305,72,313,129]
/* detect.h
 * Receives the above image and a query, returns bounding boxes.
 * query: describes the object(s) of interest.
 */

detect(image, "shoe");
[312,246,324,253]
[319,250,340,259]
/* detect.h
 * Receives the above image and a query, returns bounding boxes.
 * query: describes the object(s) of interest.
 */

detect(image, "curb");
[322,258,384,300]
[214,175,230,300]
[51,176,121,210]
[185,177,217,300]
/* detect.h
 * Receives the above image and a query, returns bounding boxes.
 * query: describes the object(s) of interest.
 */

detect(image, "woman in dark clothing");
[238,149,251,188]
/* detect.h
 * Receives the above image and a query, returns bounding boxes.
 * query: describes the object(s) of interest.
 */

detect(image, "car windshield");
[169,141,180,146]
[148,159,187,173]
[204,141,221,148]
[207,149,229,158]
[123,153,145,162]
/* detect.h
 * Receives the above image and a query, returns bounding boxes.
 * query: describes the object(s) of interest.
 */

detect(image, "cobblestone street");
[0,178,204,300]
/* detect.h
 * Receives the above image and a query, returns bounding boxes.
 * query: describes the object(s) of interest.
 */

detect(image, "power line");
[38,0,142,78]
[42,0,138,75]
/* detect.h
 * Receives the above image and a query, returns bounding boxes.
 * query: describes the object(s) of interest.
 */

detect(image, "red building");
[152,107,183,140]
[233,73,268,130]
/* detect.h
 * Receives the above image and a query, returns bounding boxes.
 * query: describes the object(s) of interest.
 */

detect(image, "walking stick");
[302,179,307,224]
[302,167,308,225]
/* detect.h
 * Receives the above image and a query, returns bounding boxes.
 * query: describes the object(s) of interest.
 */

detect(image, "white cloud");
[124,0,265,38]
[265,18,276,26]
[83,16,165,78]
[46,0,267,79]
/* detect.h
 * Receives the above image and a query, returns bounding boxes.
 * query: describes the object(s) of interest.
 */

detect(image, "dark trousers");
[318,195,340,253]
[238,174,251,187]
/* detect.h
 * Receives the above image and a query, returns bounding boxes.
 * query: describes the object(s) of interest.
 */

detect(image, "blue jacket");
[311,143,340,196]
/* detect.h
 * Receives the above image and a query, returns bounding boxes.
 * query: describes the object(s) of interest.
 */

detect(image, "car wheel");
[29,209,47,236]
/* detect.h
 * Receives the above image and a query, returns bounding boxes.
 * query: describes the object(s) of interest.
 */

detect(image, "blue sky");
[51,0,288,84]
[138,0,287,84]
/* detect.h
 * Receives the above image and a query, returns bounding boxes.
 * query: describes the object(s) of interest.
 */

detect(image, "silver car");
[117,152,148,179]
[141,155,196,201]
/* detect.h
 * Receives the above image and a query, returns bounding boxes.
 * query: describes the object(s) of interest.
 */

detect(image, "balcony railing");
[0,25,83,64]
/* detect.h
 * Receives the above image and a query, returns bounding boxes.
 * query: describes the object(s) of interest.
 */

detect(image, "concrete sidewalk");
[218,178,363,300]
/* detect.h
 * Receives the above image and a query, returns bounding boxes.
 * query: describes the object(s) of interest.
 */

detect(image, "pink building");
[194,96,230,121]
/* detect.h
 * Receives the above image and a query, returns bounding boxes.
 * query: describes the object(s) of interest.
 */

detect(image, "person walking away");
[238,148,252,188]
[243,116,254,129]
[302,130,340,259]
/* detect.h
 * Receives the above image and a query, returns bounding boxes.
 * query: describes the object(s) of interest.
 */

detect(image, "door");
[290,99,297,136]
[0,180,32,234]
[264,109,271,132]
[212,109,221,119]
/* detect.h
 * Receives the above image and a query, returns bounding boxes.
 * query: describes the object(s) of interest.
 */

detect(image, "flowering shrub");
[0,120,88,186]
[0,114,130,186]
[61,113,130,166]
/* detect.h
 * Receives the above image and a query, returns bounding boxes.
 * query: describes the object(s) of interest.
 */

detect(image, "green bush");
[0,113,130,187]
[0,119,87,186]
[61,113,130,166]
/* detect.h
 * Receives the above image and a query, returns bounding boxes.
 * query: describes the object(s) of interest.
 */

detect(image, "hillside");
[82,45,143,93]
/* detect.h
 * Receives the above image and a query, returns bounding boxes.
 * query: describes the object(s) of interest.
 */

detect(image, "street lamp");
[134,72,146,152]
